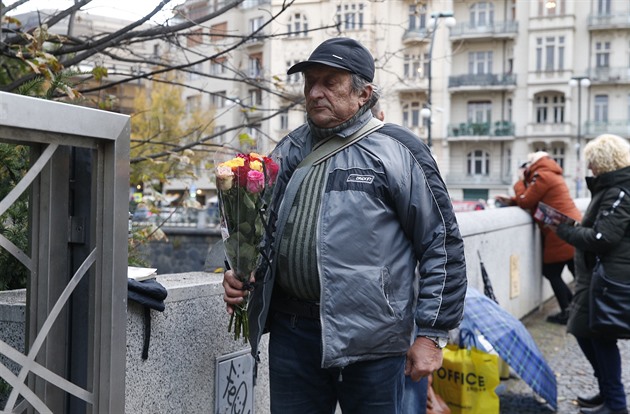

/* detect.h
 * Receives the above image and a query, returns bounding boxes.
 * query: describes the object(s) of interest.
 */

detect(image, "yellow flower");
[221,157,245,169]
[250,160,263,172]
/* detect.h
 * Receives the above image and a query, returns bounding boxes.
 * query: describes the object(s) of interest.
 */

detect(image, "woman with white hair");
[554,134,630,414]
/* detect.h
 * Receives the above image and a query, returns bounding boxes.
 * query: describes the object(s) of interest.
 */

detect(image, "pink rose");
[246,170,265,193]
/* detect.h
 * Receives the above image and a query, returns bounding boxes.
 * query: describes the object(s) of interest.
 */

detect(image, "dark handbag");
[589,258,630,338]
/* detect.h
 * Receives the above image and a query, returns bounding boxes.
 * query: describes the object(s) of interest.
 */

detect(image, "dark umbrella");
[461,287,557,410]
[477,251,498,304]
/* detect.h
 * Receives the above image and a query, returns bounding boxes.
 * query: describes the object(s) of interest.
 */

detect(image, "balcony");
[449,20,518,41]
[526,122,571,137]
[585,120,630,138]
[588,13,630,30]
[449,73,517,91]
[447,121,515,140]
[394,77,429,93]
[402,27,430,44]
[241,0,271,8]
[245,31,266,48]
[586,66,630,84]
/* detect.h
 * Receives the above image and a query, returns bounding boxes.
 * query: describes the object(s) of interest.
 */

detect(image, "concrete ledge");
[1,203,585,413]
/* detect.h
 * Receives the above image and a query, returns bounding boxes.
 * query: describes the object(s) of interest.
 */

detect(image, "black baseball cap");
[287,37,375,82]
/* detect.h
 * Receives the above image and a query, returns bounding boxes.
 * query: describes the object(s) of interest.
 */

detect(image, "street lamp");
[422,11,456,149]
[569,76,590,198]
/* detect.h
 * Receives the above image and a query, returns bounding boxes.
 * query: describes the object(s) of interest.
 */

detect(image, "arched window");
[534,93,565,124]
[467,150,490,175]
[287,13,308,37]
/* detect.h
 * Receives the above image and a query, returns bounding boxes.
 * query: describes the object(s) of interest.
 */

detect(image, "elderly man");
[223,37,467,413]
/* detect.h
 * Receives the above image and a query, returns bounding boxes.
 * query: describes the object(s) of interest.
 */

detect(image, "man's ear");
[358,84,373,107]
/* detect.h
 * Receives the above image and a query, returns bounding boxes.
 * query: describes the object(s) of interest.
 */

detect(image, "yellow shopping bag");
[432,344,500,414]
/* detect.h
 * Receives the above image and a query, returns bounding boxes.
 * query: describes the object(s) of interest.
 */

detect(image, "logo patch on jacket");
[346,174,374,184]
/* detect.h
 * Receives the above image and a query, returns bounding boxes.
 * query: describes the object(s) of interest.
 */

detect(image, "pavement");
[498,296,630,413]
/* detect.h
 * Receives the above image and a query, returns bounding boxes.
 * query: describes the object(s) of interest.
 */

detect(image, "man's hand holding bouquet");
[215,151,279,341]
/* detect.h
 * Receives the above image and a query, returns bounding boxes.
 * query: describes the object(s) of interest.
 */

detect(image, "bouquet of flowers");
[215,152,279,341]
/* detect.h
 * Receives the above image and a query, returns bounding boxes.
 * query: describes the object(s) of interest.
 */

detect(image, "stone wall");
[1,204,589,413]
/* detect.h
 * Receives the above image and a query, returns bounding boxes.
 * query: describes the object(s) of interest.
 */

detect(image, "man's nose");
[307,83,324,99]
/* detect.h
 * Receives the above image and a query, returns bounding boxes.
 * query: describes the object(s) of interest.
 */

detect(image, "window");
[595,41,610,68]
[507,98,513,121]
[279,110,289,130]
[188,28,203,46]
[188,62,203,81]
[214,125,226,144]
[211,91,226,108]
[550,145,565,169]
[210,57,227,76]
[467,150,490,175]
[286,59,302,84]
[336,3,364,31]
[536,36,564,72]
[210,22,227,42]
[594,95,609,122]
[249,89,262,106]
[186,95,201,113]
[537,0,565,16]
[249,53,263,78]
[467,101,492,123]
[468,51,493,75]
[470,2,494,27]
[408,3,427,30]
[287,13,308,37]
[597,0,611,15]
[403,101,421,128]
[403,55,426,79]
[534,93,565,123]
[249,16,264,39]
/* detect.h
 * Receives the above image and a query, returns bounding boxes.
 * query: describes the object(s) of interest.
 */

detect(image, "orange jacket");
[512,157,582,263]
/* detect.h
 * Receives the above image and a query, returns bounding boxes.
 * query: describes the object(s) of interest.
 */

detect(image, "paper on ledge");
[128,266,157,281]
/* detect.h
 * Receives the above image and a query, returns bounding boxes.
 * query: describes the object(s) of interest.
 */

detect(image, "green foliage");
[0,144,29,290]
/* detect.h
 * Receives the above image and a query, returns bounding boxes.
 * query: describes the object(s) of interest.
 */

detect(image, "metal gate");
[0,92,129,413]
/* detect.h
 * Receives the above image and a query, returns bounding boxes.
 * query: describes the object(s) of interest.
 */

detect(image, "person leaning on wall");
[222,37,467,413]
[551,134,630,414]
[496,151,582,324]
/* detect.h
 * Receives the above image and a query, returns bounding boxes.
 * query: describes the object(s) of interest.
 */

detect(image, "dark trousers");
[542,260,575,311]
[576,336,627,410]
[268,310,405,414]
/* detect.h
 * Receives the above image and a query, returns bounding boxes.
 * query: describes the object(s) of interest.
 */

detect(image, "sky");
[6,0,186,23]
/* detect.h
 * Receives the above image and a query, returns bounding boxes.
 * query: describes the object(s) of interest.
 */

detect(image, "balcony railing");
[448,121,515,137]
[588,13,630,30]
[586,66,630,83]
[449,20,518,39]
[526,122,571,137]
[402,27,430,43]
[241,0,270,8]
[585,120,630,137]
[449,73,517,89]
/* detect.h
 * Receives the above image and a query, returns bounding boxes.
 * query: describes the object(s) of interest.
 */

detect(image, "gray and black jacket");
[248,111,467,368]
[557,165,630,338]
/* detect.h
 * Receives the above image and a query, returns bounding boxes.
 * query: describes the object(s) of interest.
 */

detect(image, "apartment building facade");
[160,0,630,201]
